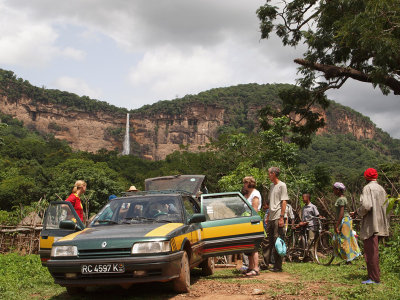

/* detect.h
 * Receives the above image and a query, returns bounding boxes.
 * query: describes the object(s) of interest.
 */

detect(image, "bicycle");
[312,218,336,265]
[286,217,336,265]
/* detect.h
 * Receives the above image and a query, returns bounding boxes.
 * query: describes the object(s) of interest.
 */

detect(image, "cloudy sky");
[1,0,399,138]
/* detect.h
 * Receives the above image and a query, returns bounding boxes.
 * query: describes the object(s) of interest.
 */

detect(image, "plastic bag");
[275,237,287,256]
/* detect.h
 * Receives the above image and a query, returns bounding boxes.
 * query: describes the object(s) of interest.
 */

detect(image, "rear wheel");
[200,257,215,276]
[314,231,335,265]
[173,251,190,293]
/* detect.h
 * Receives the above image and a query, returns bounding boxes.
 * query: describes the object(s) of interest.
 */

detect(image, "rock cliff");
[0,83,380,160]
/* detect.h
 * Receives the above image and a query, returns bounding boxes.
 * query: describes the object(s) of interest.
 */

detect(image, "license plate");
[81,263,125,274]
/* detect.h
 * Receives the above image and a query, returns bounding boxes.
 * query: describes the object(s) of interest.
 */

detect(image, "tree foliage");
[257,0,400,95]
[257,0,400,142]
[0,69,127,114]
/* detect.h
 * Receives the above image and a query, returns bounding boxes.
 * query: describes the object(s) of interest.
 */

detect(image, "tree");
[257,0,400,139]
[46,159,127,212]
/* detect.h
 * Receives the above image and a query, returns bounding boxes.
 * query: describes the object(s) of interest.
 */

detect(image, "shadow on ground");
[49,271,203,300]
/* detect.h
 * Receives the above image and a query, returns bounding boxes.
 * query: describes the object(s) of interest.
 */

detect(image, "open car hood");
[145,175,205,195]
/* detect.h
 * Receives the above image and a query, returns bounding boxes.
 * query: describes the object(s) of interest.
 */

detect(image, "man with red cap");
[351,168,389,284]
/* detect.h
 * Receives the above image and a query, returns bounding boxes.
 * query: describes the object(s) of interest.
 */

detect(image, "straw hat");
[127,185,138,192]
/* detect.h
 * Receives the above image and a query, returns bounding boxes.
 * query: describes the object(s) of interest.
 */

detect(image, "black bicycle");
[286,217,336,265]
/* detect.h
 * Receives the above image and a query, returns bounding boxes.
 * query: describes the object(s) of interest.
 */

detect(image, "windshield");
[90,195,183,226]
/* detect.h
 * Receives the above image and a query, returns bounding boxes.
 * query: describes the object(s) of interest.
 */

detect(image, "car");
[40,175,264,294]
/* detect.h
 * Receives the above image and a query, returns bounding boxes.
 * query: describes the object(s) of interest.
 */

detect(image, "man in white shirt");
[264,167,289,272]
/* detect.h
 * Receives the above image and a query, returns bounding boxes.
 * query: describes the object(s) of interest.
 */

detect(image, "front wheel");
[314,231,335,265]
[172,251,190,293]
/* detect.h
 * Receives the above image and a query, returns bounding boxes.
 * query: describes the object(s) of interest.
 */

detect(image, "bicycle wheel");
[287,233,307,262]
[297,235,307,261]
[314,231,335,265]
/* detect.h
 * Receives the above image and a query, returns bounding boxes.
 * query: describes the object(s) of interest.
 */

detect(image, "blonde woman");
[65,180,87,221]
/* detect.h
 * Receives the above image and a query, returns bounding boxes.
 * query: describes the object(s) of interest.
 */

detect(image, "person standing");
[333,182,361,263]
[264,167,289,272]
[242,176,261,276]
[351,168,389,284]
[65,180,87,222]
[297,193,320,247]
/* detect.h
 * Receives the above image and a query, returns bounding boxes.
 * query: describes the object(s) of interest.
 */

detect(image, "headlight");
[132,241,171,254]
[51,245,78,257]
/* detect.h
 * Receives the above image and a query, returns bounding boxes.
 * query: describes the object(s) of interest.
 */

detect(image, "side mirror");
[189,213,206,224]
[59,220,83,231]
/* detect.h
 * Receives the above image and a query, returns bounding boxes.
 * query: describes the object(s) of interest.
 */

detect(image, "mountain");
[1,68,399,160]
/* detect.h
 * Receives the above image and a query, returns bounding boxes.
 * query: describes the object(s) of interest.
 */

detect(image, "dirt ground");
[57,264,328,299]
[169,265,330,300]
[172,269,299,300]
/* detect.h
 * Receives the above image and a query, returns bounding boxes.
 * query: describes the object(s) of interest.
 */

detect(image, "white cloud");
[0,3,57,66]
[128,46,232,100]
[0,2,86,67]
[54,76,102,99]
[60,47,86,61]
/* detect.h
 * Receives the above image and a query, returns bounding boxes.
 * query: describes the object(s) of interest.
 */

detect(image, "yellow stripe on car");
[202,222,262,239]
[59,228,91,241]
[170,232,192,251]
[40,236,55,249]
[145,223,184,237]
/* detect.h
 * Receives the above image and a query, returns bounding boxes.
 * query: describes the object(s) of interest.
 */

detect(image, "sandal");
[245,269,260,277]
[240,267,251,274]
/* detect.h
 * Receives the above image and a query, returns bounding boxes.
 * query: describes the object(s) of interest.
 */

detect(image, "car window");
[182,196,200,221]
[91,195,183,225]
[44,203,77,229]
[202,194,252,221]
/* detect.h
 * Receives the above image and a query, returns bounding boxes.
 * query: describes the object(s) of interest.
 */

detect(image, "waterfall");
[122,113,130,155]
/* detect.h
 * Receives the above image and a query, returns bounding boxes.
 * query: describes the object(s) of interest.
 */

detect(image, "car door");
[180,195,204,264]
[39,201,85,265]
[200,192,264,257]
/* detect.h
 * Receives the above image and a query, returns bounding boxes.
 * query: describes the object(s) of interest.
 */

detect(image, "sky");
[1,0,400,139]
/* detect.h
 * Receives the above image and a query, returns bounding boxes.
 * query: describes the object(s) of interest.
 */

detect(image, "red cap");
[364,168,378,180]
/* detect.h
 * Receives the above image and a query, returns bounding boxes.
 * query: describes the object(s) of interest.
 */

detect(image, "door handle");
[250,218,260,224]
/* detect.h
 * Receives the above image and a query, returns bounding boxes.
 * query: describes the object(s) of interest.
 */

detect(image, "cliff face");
[0,94,378,160]
[130,104,225,160]
[0,96,125,152]
[317,107,376,139]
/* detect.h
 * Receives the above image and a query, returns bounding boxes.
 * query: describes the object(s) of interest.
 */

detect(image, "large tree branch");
[294,59,400,95]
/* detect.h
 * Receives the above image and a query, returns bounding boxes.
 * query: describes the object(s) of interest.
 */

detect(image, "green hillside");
[1,68,400,222]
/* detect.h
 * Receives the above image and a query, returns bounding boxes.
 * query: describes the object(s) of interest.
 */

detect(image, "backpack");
[275,237,287,257]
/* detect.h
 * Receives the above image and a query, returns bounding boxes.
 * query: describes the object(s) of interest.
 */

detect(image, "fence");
[0,225,42,254]
[0,216,398,256]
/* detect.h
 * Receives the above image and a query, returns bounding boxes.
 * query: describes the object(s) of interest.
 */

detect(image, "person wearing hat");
[333,182,361,264]
[351,168,389,284]
[127,186,139,192]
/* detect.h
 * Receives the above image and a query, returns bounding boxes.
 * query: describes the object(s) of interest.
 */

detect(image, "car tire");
[66,287,81,295]
[200,257,215,276]
[172,251,190,293]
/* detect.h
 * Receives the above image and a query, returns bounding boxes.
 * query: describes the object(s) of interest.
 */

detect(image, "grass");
[0,253,64,300]
[279,258,400,299]
[1,253,399,299]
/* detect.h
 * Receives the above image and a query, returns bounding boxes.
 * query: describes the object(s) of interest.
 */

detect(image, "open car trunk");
[144,175,206,196]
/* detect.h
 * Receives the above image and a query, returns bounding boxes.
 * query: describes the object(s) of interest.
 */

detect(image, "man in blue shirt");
[297,193,320,245]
